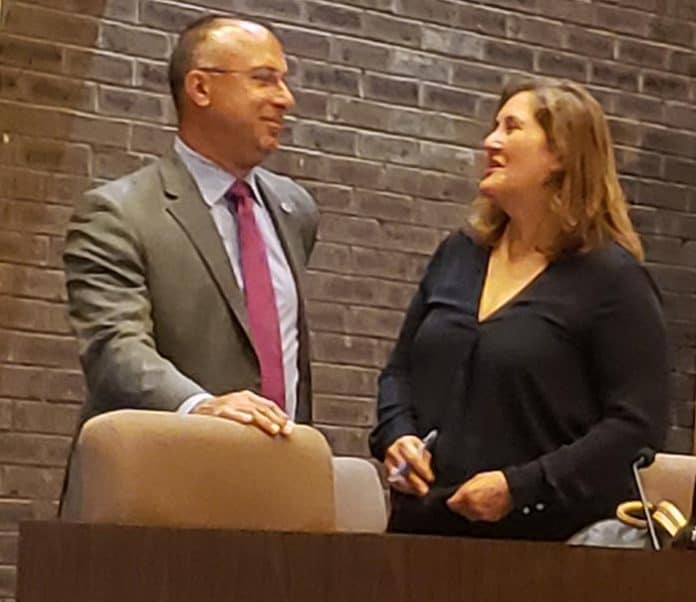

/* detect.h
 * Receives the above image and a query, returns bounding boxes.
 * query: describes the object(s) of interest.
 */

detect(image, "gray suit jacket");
[64,150,318,427]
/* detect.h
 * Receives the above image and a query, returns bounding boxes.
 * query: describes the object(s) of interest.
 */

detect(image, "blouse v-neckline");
[475,246,551,324]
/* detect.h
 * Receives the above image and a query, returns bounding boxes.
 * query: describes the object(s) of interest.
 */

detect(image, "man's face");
[191,25,295,169]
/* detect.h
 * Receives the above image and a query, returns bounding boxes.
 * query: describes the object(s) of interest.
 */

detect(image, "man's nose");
[274,81,295,111]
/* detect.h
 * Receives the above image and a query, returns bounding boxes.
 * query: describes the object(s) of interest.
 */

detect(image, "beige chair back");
[332,457,387,532]
[641,452,696,520]
[62,410,336,531]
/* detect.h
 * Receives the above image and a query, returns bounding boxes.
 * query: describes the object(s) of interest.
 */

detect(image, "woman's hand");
[446,471,512,522]
[385,435,435,497]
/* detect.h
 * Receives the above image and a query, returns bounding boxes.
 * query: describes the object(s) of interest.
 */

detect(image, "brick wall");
[0,0,694,597]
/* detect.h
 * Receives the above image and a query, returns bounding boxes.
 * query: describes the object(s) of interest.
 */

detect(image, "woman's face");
[479,91,560,208]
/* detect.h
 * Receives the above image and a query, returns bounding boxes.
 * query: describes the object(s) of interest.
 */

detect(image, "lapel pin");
[280,202,293,214]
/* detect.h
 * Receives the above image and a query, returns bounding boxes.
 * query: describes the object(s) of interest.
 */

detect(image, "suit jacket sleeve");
[502,260,669,511]
[64,188,207,415]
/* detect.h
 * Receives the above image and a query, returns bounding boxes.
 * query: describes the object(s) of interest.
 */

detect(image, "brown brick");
[506,15,564,48]
[456,5,508,36]
[69,115,131,148]
[140,0,205,32]
[330,38,392,71]
[2,466,64,499]
[0,34,63,73]
[607,118,643,147]
[670,50,696,78]
[649,16,694,48]
[135,60,169,93]
[352,189,415,223]
[319,214,382,247]
[593,5,650,36]
[664,157,696,186]
[0,231,50,266]
[414,199,469,229]
[617,39,668,70]
[642,127,695,159]
[300,182,353,213]
[98,86,168,121]
[418,141,476,176]
[665,102,696,132]
[43,370,86,404]
[262,148,324,180]
[357,132,419,166]
[4,4,99,47]
[0,201,71,238]
[390,48,450,83]
[14,399,80,435]
[615,94,665,124]
[364,73,419,107]
[322,156,383,188]
[0,533,17,565]
[563,27,614,59]
[0,400,11,430]
[0,166,49,203]
[130,124,175,155]
[396,0,459,25]
[309,242,351,273]
[536,50,587,81]
[615,147,662,178]
[306,300,347,333]
[421,26,484,60]
[0,264,64,301]
[47,173,92,205]
[289,88,327,120]
[0,68,96,111]
[0,566,15,598]
[306,2,363,33]
[29,0,138,22]
[351,246,426,282]
[313,395,375,427]
[276,27,330,61]
[642,72,691,101]
[17,138,90,177]
[317,424,370,456]
[64,48,134,85]
[313,363,379,397]
[346,306,405,339]
[649,264,696,294]
[591,62,640,93]
[0,330,79,370]
[383,165,476,202]
[0,499,34,529]
[93,148,144,180]
[0,432,70,467]
[451,63,505,94]
[364,13,421,47]
[99,22,170,59]
[238,0,303,20]
[638,180,692,213]
[0,296,69,337]
[421,83,477,116]
[307,272,413,309]
[301,61,360,95]
[292,122,357,156]
[311,332,385,368]
[482,39,534,71]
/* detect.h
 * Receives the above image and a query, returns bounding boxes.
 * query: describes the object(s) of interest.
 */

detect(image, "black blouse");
[369,231,669,540]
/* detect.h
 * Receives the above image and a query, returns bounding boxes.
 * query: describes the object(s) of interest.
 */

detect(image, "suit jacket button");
[522,506,531,515]
[535,503,545,512]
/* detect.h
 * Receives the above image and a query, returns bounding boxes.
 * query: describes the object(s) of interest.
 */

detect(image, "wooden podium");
[17,521,696,601]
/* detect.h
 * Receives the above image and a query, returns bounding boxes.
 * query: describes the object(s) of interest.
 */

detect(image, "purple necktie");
[226,180,286,410]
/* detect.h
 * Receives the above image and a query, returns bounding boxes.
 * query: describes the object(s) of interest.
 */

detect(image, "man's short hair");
[168,14,276,117]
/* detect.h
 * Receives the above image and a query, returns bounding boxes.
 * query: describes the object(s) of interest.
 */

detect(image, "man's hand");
[192,390,293,436]
[384,435,434,497]
[446,471,512,522]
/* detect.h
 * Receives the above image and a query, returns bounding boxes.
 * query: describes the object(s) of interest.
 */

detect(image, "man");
[63,15,318,441]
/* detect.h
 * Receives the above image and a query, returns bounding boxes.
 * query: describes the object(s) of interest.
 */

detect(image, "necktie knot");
[226,179,254,211]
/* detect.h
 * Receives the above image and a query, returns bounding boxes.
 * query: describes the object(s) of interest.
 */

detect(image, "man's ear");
[184,70,212,108]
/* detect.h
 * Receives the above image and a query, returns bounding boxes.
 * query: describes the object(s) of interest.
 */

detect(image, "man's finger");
[251,408,282,436]
[220,409,254,424]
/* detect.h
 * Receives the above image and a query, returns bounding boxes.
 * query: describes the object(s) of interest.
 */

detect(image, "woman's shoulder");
[422,230,486,281]
[432,229,484,260]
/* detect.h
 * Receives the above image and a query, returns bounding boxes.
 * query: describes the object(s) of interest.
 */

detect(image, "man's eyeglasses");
[194,67,289,88]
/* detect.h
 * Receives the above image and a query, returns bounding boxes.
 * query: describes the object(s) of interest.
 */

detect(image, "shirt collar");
[173,136,263,208]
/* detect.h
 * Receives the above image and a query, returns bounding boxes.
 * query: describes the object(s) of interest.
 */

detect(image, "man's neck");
[178,127,251,180]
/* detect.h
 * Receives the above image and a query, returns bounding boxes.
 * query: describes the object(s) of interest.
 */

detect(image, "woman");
[369,77,668,540]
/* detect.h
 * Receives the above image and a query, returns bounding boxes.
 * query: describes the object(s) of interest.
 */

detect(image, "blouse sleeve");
[368,236,454,461]
[503,258,669,512]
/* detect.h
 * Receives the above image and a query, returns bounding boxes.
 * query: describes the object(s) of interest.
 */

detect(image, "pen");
[388,428,438,483]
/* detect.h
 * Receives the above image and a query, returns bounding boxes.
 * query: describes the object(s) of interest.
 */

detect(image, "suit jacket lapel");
[158,151,251,341]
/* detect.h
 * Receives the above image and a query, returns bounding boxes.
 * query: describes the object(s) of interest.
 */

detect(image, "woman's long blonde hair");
[467,77,644,261]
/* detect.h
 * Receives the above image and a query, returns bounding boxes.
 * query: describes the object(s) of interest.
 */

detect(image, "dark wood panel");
[17,521,696,602]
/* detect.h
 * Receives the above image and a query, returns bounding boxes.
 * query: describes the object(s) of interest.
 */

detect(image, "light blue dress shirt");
[173,137,299,418]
